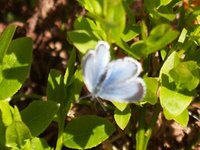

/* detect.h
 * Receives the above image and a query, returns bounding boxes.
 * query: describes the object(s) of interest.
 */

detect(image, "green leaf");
[21,101,60,136]
[146,24,179,53]
[47,69,66,103]
[12,106,23,122]
[0,24,17,63]
[67,69,84,102]
[67,30,98,54]
[159,0,172,6]
[160,87,193,116]
[0,101,13,126]
[78,0,103,16]
[0,37,32,100]
[114,105,131,130]
[104,0,126,41]
[169,61,199,91]
[163,109,189,127]
[142,77,158,105]
[159,51,180,85]
[6,121,31,148]
[74,17,106,40]
[178,28,187,43]
[22,137,52,150]
[115,38,139,59]
[122,25,140,42]
[0,101,13,146]
[64,48,76,85]
[63,115,115,149]
[112,102,128,111]
[131,24,179,57]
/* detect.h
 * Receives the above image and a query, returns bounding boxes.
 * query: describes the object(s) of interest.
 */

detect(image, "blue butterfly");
[82,41,146,103]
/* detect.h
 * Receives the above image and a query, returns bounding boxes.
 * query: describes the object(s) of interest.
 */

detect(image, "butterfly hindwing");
[97,58,146,102]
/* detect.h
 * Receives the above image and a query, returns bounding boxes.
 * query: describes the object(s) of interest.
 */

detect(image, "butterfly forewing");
[82,41,110,94]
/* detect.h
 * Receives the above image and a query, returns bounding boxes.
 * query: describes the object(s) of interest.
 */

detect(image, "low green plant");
[0,0,199,149]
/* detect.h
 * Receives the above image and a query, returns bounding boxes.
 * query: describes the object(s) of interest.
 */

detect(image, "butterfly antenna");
[96,97,107,112]
[78,94,92,101]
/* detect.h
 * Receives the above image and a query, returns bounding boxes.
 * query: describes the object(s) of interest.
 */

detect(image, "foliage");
[0,0,200,149]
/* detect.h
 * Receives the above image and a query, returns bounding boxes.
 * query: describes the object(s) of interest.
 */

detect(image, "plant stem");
[55,108,66,150]
[136,104,161,150]
[136,106,146,150]
[143,104,161,149]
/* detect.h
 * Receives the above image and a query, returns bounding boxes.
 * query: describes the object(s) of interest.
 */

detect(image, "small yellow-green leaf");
[163,109,189,127]
[112,101,128,111]
[6,121,31,148]
[142,77,158,105]
[114,105,131,130]
[160,87,193,116]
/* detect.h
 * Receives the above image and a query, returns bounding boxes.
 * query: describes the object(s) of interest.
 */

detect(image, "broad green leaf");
[74,17,106,40]
[112,102,128,111]
[163,109,189,127]
[67,30,98,54]
[142,77,158,105]
[78,0,103,16]
[47,69,65,103]
[145,24,179,53]
[169,61,199,91]
[6,121,31,148]
[131,24,179,57]
[0,24,17,63]
[159,51,180,85]
[74,17,97,30]
[122,25,140,42]
[63,115,115,149]
[0,37,32,100]
[21,101,59,136]
[160,87,193,116]
[104,0,126,41]
[114,105,131,130]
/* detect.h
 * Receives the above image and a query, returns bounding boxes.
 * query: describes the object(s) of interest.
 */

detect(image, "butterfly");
[82,41,146,103]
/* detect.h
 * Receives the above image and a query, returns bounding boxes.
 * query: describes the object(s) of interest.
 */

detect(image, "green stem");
[136,106,146,150]
[143,104,161,149]
[136,104,161,150]
[55,109,66,150]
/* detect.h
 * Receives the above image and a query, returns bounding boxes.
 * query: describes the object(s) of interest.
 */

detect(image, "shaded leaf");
[63,115,115,149]
[21,101,59,136]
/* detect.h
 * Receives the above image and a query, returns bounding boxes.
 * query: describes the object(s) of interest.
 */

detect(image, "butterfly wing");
[97,57,146,102]
[82,41,110,93]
